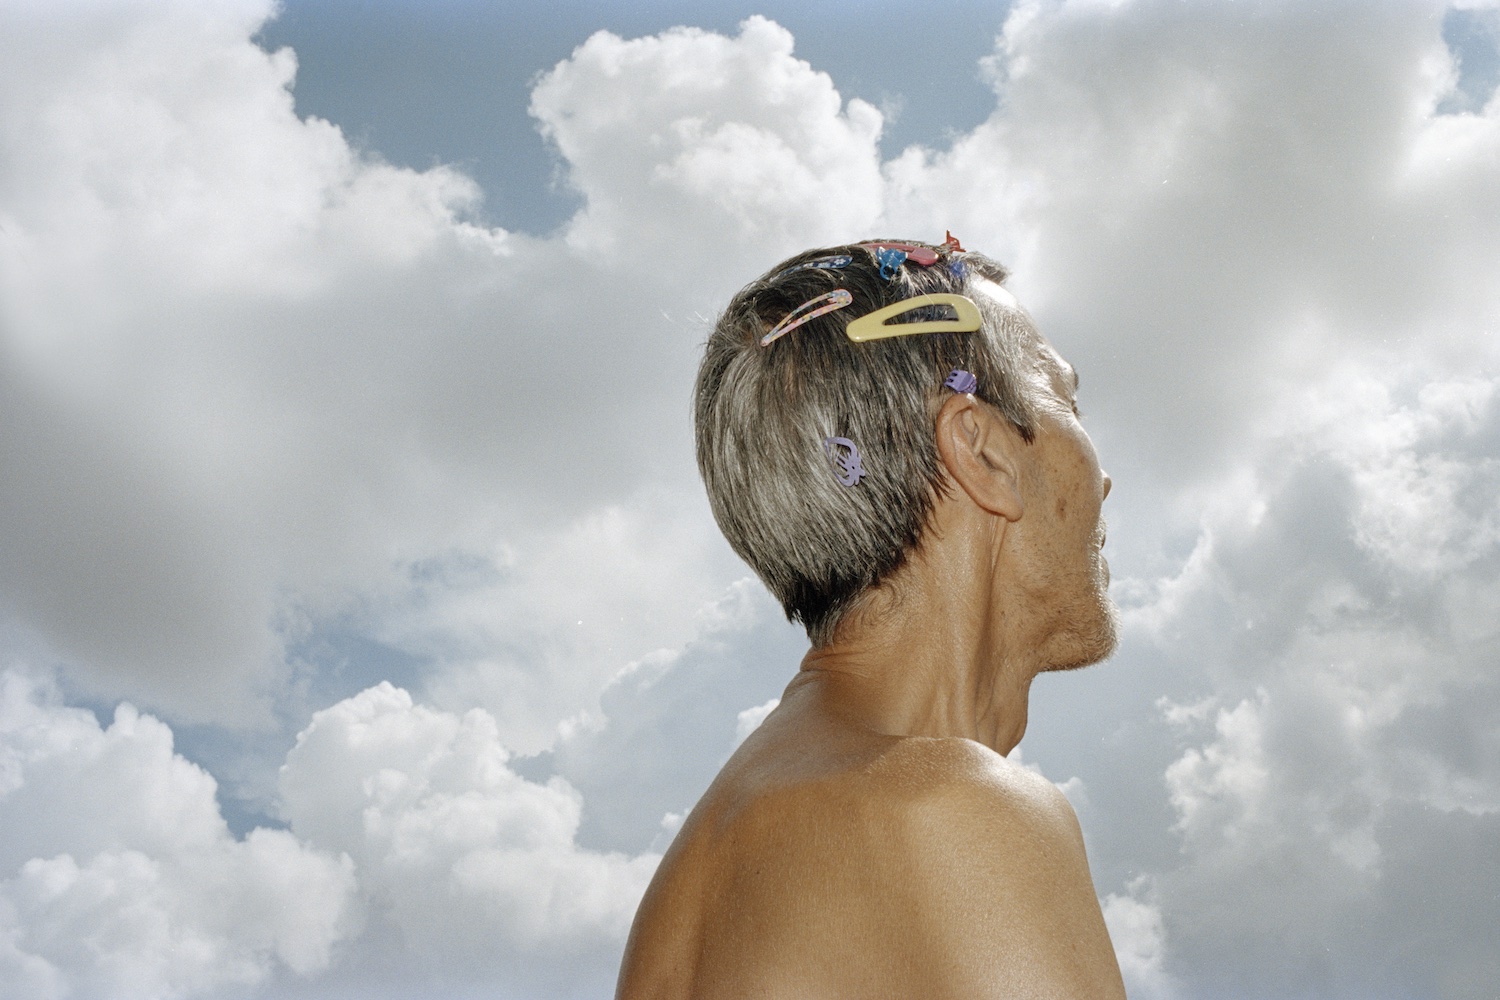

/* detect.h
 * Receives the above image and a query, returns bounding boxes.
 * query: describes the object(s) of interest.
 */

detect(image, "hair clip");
[823,436,866,487]
[944,369,978,394]
[942,231,965,253]
[773,254,854,281]
[845,293,982,342]
[874,247,907,280]
[761,289,854,347]
[862,242,939,267]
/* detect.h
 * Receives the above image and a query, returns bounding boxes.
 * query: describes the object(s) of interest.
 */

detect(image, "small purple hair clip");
[822,436,866,487]
[944,369,978,394]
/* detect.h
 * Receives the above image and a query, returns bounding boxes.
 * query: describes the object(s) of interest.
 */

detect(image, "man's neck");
[796,540,1039,755]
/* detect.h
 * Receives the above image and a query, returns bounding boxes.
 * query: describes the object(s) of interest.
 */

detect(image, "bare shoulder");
[877,735,1084,851]
[618,730,1123,999]
[740,735,1124,999]
[872,731,1069,808]
[875,737,1127,999]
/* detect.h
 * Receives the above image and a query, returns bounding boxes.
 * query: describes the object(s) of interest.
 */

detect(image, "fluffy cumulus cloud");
[277,681,659,997]
[531,15,885,271]
[887,1,1498,995]
[2,0,1500,996]
[0,664,670,1000]
[330,485,740,759]
[0,0,509,721]
[0,575,788,999]
[885,0,1500,481]
[0,0,886,727]
[534,579,801,854]
[1104,367,1500,998]
[0,671,357,999]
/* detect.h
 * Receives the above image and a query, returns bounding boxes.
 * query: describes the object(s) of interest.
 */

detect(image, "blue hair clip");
[875,247,907,281]
[774,254,854,281]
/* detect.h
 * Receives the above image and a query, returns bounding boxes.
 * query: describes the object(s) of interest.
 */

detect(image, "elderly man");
[616,238,1125,999]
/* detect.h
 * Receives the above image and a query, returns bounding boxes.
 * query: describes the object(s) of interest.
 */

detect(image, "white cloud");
[0,0,757,723]
[1107,366,1500,995]
[0,8,875,989]
[0,2,910,728]
[1102,884,1174,1000]
[0,665,671,999]
[887,0,1500,486]
[531,16,885,270]
[974,11,1500,981]
[277,681,659,994]
[0,670,358,999]
[1163,690,1274,856]
[384,487,738,756]
[537,579,802,853]
[0,0,511,721]
[734,696,780,746]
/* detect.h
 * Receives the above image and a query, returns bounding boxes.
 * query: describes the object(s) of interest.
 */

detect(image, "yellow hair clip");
[844,293,982,342]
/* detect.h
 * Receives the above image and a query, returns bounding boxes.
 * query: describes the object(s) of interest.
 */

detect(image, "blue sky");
[2,2,1499,998]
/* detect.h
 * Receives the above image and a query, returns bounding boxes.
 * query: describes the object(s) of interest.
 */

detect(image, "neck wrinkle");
[797,519,1037,756]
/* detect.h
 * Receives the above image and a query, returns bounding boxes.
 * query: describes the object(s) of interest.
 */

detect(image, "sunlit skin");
[617,316,1124,999]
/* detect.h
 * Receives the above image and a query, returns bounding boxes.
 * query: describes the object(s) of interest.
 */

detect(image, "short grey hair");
[693,240,1043,646]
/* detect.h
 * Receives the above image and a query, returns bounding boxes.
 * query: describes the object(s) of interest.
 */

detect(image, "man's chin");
[1045,597,1120,672]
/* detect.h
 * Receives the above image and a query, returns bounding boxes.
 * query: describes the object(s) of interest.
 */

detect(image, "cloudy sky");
[2,0,1498,997]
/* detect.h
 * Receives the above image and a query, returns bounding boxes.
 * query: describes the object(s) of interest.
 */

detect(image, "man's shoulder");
[723,734,1083,891]
[873,738,1087,889]
[621,733,1123,999]
[872,735,1068,804]
[809,735,1078,840]
[706,735,1118,996]
[826,737,1121,995]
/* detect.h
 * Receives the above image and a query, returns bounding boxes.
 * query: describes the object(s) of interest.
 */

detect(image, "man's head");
[693,239,1108,652]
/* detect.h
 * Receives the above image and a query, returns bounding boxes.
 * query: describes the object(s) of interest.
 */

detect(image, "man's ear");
[934,393,1025,522]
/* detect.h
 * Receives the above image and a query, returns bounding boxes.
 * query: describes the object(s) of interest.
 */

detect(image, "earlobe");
[934,394,1025,522]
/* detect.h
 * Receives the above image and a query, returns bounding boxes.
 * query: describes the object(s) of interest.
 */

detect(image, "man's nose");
[1102,473,1113,500]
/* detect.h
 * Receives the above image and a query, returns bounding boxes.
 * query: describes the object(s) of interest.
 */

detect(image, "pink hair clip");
[761,289,854,347]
